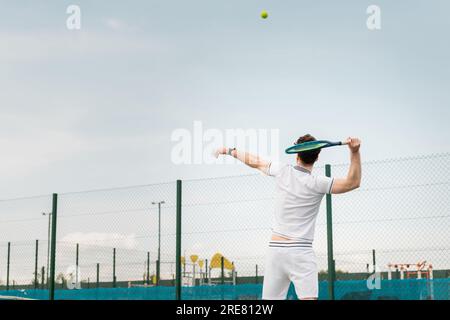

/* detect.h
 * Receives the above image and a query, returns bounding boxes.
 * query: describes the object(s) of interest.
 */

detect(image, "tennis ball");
[261,10,268,19]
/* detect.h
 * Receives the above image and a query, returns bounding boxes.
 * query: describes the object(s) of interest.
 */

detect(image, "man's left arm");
[215,147,270,174]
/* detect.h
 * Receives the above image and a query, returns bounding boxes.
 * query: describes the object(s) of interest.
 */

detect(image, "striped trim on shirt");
[269,240,313,248]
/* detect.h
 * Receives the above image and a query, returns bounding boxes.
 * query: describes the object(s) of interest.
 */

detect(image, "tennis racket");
[285,140,349,154]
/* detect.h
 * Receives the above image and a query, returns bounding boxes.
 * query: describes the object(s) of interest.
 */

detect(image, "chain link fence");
[0,153,449,299]
[0,195,52,296]
[330,153,450,299]
[54,182,178,299]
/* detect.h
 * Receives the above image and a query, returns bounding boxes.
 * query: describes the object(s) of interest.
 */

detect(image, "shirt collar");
[294,165,312,174]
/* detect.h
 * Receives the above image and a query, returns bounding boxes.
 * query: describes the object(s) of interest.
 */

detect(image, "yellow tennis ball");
[261,10,268,19]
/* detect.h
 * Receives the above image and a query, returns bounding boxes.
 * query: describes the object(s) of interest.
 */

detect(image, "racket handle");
[341,140,350,145]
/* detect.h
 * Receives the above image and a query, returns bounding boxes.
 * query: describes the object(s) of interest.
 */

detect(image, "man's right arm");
[331,138,362,194]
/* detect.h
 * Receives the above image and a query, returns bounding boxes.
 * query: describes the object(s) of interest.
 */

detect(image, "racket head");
[285,140,342,154]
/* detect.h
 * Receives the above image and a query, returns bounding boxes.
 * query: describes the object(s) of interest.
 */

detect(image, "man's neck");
[296,162,314,172]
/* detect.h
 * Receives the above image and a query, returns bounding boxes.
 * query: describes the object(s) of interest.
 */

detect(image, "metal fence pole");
[333,259,336,282]
[76,243,79,288]
[372,249,376,272]
[6,242,10,291]
[41,266,45,289]
[147,252,150,285]
[221,256,225,285]
[157,202,162,286]
[113,248,116,288]
[46,213,51,287]
[156,259,160,286]
[175,180,182,300]
[49,193,58,300]
[155,260,159,284]
[96,263,100,288]
[220,256,225,300]
[34,240,39,289]
[255,264,258,284]
[205,259,208,283]
[325,164,335,300]
[231,262,235,285]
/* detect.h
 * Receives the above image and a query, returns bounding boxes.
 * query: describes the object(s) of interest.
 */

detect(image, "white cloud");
[103,18,140,32]
[0,130,86,179]
[60,232,138,249]
[0,29,165,63]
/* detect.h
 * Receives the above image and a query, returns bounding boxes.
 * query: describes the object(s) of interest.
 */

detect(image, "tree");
[56,273,66,289]
[31,269,43,286]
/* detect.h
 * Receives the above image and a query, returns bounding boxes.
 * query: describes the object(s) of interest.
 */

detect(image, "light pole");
[42,212,52,287]
[152,201,165,285]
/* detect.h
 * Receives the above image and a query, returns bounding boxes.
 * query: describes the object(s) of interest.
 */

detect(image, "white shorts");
[262,240,318,300]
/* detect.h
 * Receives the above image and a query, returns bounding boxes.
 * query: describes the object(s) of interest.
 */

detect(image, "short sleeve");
[313,175,334,194]
[266,162,286,177]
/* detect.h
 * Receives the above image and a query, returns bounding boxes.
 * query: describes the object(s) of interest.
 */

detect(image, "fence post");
[96,263,100,288]
[6,242,10,291]
[175,180,182,300]
[113,248,116,288]
[325,164,335,300]
[49,193,58,300]
[220,256,225,299]
[372,249,376,272]
[232,262,236,285]
[333,259,336,282]
[221,256,225,285]
[76,243,79,288]
[156,260,160,286]
[41,266,45,289]
[147,252,150,285]
[205,259,208,283]
[255,264,258,284]
[34,240,39,289]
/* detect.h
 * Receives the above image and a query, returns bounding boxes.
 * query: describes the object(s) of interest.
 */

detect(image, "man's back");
[269,163,333,242]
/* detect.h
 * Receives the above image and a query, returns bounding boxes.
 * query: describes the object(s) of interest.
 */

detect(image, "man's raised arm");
[331,138,362,194]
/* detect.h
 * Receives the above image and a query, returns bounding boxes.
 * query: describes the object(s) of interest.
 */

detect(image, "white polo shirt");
[267,162,334,243]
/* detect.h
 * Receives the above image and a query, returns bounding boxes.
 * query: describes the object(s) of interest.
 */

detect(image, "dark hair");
[296,134,320,165]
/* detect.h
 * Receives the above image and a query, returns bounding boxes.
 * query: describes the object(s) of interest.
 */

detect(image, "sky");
[0,1,449,284]
[0,0,449,198]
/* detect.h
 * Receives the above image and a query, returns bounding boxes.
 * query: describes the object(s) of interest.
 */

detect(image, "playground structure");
[387,261,433,280]
[181,253,236,287]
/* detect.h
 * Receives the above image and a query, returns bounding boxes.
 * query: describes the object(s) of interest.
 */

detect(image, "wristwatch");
[227,148,236,156]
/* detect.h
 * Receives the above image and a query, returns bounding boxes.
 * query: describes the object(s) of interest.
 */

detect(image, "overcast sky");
[0,0,449,198]
[0,1,449,285]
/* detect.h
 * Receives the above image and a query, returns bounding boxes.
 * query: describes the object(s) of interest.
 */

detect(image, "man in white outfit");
[215,134,361,300]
